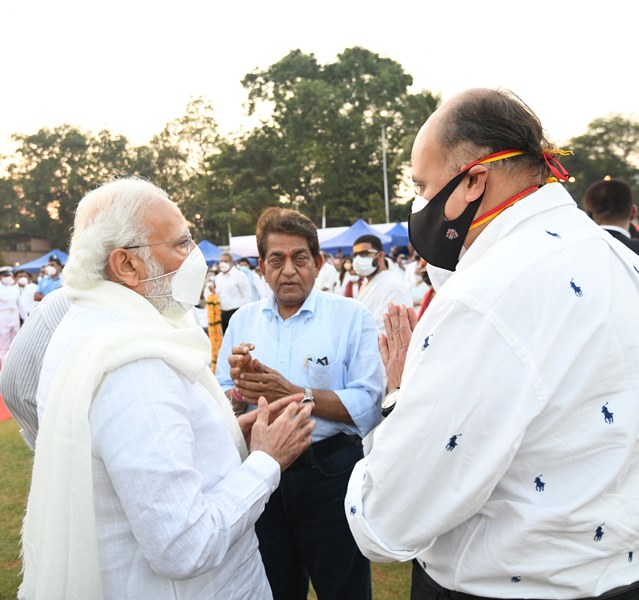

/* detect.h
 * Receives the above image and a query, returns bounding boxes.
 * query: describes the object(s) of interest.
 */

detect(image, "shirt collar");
[262,288,318,322]
[458,182,576,270]
[602,225,631,239]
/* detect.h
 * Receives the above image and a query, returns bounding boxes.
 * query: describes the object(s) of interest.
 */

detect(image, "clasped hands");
[379,302,418,391]
[229,343,300,403]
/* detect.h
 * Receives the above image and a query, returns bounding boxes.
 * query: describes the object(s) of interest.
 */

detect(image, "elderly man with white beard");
[20,177,315,600]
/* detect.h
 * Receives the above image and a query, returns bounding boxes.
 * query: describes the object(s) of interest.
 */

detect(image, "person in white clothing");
[315,251,339,292]
[215,252,252,332]
[0,266,20,367]
[20,177,315,600]
[238,257,270,300]
[352,235,412,332]
[15,271,38,322]
[345,88,639,600]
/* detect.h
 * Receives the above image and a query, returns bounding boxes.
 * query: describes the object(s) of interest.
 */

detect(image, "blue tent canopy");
[320,219,392,255]
[17,249,69,274]
[197,240,225,266]
[385,222,410,247]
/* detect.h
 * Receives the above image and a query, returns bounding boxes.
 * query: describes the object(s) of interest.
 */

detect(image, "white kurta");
[36,300,278,599]
[346,183,639,599]
[357,270,413,332]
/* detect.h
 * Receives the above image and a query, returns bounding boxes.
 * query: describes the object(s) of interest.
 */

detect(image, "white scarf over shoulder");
[19,280,247,600]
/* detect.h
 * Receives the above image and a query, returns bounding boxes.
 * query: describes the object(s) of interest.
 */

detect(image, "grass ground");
[0,419,411,599]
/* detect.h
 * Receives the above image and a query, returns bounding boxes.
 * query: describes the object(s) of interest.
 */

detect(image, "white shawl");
[19,280,247,600]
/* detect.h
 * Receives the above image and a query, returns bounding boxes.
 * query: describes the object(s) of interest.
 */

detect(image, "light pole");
[365,109,391,223]
[381,121,390,223]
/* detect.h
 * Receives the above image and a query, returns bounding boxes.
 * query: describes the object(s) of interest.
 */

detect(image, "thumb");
[255,396,269,426]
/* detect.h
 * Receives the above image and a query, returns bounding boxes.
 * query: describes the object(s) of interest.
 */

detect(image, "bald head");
[413,88,552,181]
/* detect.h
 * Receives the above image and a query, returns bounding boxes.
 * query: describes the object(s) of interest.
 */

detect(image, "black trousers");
[411,560,639,600]
[220,308,238,333]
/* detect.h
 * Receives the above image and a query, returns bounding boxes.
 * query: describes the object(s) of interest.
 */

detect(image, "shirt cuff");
[244,450,281,494]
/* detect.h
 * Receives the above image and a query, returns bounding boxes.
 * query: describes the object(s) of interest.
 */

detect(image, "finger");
[379,333,390,366]
[255,396,269,427]
[267,394,303,420]
[407,306,419,331]
[252,359,268,373]
[382,311,394,344]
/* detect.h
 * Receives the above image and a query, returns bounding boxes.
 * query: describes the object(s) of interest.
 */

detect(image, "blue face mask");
[238,265,249,274]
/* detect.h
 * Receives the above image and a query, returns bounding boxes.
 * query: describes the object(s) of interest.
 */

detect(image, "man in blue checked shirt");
[216,207,384,600]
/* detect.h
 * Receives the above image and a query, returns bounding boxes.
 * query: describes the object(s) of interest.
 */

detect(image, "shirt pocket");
[306,359,345,391]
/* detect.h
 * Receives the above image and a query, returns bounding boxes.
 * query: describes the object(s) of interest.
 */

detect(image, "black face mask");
[408,169,485,271]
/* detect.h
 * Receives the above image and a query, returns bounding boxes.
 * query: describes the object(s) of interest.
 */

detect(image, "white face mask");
[140,245,208,311]
[426,263,454,292]
[219,261,231,273]
[45,265,57,276]
[17,276,28,286]
[411,195,428,214]
[347,274,360,283]
[353,255,377,277]
[1,276,14,286]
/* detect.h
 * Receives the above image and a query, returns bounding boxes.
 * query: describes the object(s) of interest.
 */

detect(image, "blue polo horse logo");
[570,279,583,297]
[446,434,461,451]
[602,402,614,424]
[511,576,521,583]
[594,523,605,542]
[534,475,545,492]
[421,335,432,351]
[545,230,561,238]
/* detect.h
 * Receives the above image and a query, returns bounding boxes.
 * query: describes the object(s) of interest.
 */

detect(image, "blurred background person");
[15,270,38,324]
[34,254,63,301]
[352,234,412,331]
[238,257,269,301]
[0,266,20,368]
[215,252,252,332]
[315,251,339,292]
[582,178,639,255]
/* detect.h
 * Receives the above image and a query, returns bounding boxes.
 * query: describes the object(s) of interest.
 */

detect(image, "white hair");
[63,177,170,289]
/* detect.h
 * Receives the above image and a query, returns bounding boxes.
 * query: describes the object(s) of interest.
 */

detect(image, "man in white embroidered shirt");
[345,89,639,600]
[20,177,315,600]
[216,207,383,600]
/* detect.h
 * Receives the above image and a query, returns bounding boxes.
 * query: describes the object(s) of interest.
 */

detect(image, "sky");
[1,0,637,155]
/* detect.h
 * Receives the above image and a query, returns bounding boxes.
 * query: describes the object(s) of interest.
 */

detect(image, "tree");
[563,114,639,204]
[233,47,440,227]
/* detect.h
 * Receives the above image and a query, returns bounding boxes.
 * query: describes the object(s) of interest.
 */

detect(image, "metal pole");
[381,124,390,223]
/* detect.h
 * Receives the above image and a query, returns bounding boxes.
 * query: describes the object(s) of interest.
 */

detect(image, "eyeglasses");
[123,233,193,253]
[353,249,379,259]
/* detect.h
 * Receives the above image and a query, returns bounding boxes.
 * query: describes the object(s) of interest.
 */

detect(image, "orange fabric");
[207,293,223,373]
[0,393,12,422]
[417,287,436,320]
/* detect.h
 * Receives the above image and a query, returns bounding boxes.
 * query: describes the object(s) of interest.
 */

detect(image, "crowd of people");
[1,87,639,600]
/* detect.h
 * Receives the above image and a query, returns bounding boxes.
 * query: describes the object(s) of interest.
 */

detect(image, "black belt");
[412,560,639,600]
[290,433,360,469]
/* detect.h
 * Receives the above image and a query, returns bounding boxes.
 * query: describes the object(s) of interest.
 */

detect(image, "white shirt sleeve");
[345,301,542,561]
[90,358,280,579]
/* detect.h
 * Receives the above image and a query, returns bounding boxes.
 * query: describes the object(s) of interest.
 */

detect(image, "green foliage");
[563,114,639,204]
[229,47,439,228]
[0,420,32,599]
[2,48,639,253]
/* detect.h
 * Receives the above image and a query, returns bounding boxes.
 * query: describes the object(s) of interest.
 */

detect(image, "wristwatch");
[302,387,315,403]
[381,388,400,417]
